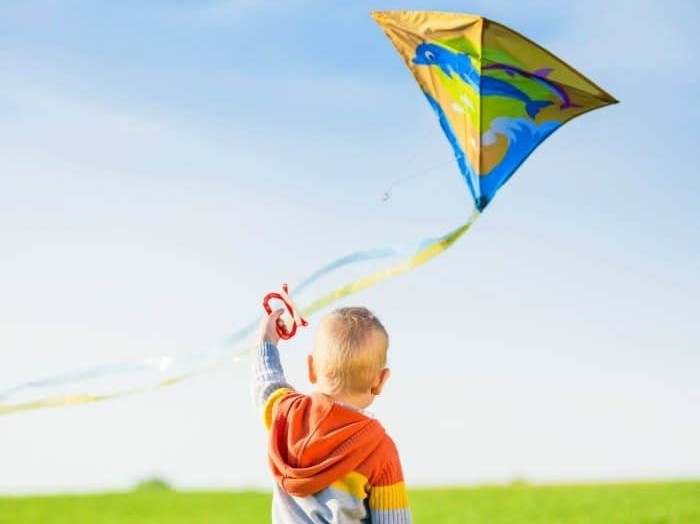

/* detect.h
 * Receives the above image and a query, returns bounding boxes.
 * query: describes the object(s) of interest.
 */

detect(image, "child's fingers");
[276,317,290,335]
[269,308,286,320]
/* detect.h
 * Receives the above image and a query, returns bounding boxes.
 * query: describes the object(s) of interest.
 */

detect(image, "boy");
[252,306,412,524]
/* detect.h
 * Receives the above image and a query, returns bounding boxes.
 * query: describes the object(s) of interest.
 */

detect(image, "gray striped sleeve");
[251,342,294,410]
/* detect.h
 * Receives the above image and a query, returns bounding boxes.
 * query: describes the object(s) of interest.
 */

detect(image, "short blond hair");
[313,307,389,394]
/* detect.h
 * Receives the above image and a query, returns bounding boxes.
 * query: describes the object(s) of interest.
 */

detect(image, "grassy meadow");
[0,481,698,524]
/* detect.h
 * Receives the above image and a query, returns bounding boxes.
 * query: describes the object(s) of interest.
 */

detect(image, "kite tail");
[300,209,479,319]
[0,210,480,416]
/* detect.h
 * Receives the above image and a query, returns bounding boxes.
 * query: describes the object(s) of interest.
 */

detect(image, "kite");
[372,10,617,212]
[0,11,617,415]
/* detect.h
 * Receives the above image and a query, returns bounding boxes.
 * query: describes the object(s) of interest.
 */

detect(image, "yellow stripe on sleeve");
[369,482,410,511]
[262,387,293,430]
[331,471,369,500]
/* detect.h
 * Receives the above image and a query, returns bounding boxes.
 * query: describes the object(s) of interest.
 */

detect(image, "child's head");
[308,307,390,406]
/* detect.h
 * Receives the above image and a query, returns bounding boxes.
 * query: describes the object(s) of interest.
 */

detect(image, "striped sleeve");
[250,342,294,421]
[368,440,412,523]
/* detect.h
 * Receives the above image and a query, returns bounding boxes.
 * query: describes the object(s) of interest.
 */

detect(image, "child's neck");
[319,388,373,411]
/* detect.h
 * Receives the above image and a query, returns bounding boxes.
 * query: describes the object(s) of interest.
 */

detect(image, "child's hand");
[257,309,290,346]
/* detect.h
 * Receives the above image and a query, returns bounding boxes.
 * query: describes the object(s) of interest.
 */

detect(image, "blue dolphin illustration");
[413,42,480,89]
[413,43,552,118]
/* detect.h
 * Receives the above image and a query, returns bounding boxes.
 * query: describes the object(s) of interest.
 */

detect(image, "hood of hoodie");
[268,392,386,497]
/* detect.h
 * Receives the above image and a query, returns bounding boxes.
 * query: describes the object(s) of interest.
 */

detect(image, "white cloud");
[551,0,699,76]
[1,0,698,493]
[165,0,315,27]
[0,0,77,27]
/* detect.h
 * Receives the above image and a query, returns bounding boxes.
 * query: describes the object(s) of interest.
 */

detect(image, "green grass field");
[1,481,698,524]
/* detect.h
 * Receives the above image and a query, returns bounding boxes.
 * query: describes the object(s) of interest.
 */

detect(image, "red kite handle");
[262,284,308,340]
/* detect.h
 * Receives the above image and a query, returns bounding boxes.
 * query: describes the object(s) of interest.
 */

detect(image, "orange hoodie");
[268,392,386,497]
[254,341,411,522]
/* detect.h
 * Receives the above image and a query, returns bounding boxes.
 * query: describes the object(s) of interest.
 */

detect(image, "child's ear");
[307,355,318,384]
[370,368,391,396]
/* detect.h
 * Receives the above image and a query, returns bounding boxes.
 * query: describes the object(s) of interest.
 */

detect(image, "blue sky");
[1,0,698,493]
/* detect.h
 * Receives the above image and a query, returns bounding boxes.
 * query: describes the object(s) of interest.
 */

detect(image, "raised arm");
[251,310,295,427]
[251,341,293,411]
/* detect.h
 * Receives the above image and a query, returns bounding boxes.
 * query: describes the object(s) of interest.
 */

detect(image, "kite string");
[380,160,452,201]
[377,125,452,201]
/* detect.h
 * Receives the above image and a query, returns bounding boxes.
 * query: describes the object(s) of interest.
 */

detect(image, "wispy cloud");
[0,0,77,28]
[1,0,698,494]
[554,0,699,75]
[165,0,315,27]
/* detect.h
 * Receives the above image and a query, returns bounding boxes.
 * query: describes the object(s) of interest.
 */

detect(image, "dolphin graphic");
[413,43,552,118]
[482,63,579,110]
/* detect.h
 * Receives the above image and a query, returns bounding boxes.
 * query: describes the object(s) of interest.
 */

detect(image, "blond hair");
[313,307,389,394]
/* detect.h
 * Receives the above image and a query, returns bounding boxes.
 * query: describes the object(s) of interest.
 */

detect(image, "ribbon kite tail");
[300,209,480,318]
[0,210,480,416]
